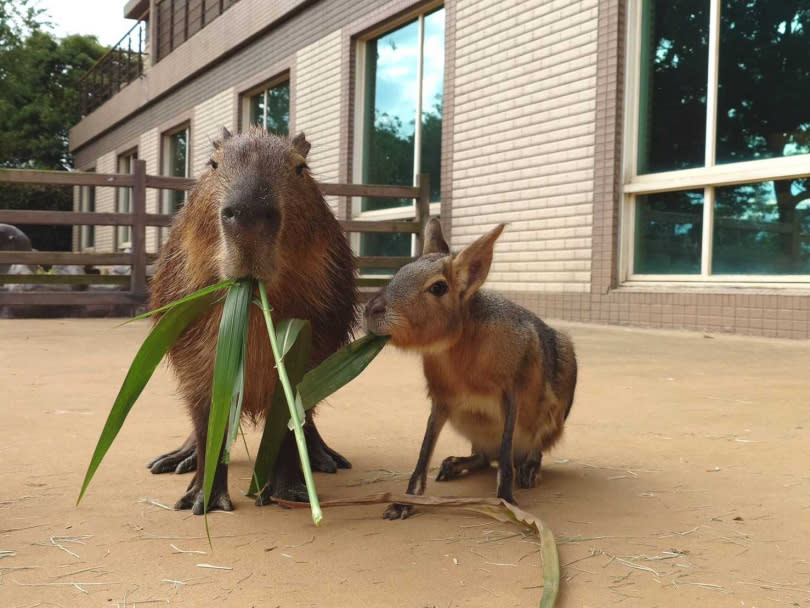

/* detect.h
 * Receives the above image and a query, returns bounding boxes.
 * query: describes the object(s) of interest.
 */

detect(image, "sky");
[34,0,135,46]
[372,9,445,136]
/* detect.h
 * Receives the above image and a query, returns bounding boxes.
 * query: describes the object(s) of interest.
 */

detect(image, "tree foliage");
[0,0,106,251]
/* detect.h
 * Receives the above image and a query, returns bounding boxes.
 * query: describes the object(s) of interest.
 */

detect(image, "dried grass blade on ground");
[276,492,560,608]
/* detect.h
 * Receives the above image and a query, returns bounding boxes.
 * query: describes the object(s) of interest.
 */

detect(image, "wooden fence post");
[414,173,431,255]
[131,159,148,298]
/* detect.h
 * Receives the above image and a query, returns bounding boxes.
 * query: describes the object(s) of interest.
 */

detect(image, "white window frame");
[116,149,138,251]
[352,2,443,257]
[241,74,290,133]
[622,0,810,287]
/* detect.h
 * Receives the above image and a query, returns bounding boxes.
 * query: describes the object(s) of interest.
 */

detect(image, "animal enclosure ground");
[1,318,808,607]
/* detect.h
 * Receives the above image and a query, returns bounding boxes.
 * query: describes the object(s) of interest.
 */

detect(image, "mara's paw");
[382,503,414,520]
[516,460,541,489]
[436,456,464,482]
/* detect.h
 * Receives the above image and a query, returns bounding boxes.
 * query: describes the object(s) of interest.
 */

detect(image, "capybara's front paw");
[382,503,414,520]
[175,487,233,515]
[257,481,309,507]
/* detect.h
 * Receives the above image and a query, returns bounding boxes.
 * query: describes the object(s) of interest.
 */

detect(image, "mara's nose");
[364,294,386,319]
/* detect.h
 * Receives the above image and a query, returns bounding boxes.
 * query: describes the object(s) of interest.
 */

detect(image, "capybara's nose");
[364,294,386,319]
[221,201,279,233]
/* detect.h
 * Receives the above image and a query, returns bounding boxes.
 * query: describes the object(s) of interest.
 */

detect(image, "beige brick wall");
[192,88,235,178]
[295,30,342,213]
[139,127,161,252]
[94,151,117,252]
[451,0,598,293]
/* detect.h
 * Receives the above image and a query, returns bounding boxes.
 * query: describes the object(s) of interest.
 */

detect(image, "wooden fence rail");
[0,164,430,309]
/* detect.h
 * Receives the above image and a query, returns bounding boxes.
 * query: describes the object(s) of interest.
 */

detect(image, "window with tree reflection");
[359,8,444,260]
[633,0,810,277]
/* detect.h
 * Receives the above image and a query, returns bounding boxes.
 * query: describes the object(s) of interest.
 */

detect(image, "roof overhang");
[124,0,149,20]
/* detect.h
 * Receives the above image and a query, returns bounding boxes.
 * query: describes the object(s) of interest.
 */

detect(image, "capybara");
[364,219,577,519]
[0,224,32,275]
[149,128,356,514]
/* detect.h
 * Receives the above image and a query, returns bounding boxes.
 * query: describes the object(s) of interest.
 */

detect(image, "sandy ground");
[1,318,809,608]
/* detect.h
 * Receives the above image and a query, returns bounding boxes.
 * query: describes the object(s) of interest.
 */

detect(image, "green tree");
[0,0,106,251]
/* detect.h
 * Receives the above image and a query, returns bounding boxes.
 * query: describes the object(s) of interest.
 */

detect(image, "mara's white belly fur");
[446,394,539,459]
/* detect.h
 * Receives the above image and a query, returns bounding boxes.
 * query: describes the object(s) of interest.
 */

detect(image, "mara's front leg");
[496,389,517,505]
[383,404,447,520]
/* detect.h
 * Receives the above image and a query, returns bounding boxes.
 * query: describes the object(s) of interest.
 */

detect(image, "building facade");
[70,0,810,339]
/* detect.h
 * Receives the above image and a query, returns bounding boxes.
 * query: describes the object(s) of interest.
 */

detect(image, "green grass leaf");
[297,334,390,410]
[248,320,312,497]
[223,337,247,465]
[203,279,252,522]
[122,279,236,325]
[257,287,322,525]
[275,318,309,361]
[77,288,218,505]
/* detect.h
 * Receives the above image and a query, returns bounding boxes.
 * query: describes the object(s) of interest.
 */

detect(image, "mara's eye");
[427,280,448,297]
[295,162,308,176]
[207,159,218,170]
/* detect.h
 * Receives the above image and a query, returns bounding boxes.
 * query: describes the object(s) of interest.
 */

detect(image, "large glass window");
[116,149,137,249]
[163,126,189,213]
[244,79,289,136]
[356,6,445,260]
[628,0,810,281]
[713,179,810,274]
[634,190,704,274]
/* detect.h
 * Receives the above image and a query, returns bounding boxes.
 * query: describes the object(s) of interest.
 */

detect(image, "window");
[80,169,96,249]
[625,0,810,282]
[242,78,290,135]
[116,149,138,250]
[354,6,445,260]
[162,125,190,213]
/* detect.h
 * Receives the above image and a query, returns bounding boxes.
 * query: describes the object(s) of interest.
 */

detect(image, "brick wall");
[93,152,117,252]
[295,30,343,213]
[451,0,599,294]
[139,127,161,252]
[192,88,235,178]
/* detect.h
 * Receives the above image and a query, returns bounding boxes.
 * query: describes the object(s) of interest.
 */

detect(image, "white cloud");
[35,0,135,46]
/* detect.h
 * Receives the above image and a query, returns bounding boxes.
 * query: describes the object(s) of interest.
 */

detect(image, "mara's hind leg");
[516,451,542,489]
[436,450,490,482]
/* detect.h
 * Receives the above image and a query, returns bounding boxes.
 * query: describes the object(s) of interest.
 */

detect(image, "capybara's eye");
[427,281,448,297]
[296,162,308,176]
[207,159,218,170]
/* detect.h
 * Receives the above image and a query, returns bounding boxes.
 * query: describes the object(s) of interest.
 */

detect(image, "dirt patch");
[1,318,809,607]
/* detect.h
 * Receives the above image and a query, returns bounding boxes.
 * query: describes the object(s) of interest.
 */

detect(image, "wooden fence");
[0,161,429,309]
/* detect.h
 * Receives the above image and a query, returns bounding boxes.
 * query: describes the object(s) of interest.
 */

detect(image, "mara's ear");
[212,127,232,150]
[291,132,311,158]
[453,224,505,301]
[422,217,450,255]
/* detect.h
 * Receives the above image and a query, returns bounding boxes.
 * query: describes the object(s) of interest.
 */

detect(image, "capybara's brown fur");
[149,128,356,514]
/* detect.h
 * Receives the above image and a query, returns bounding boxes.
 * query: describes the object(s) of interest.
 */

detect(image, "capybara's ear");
[212,127,233,150]
[422,218,450,256]
[291,132,311,158]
